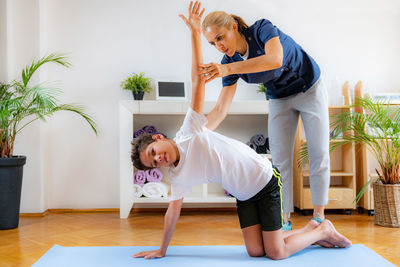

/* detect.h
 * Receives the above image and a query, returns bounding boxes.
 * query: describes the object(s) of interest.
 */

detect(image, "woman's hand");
[133,249,165,260]
[179,1,205,33]
[198,62,229,83]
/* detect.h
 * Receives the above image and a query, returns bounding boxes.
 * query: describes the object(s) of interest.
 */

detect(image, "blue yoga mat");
[33,244,395,267]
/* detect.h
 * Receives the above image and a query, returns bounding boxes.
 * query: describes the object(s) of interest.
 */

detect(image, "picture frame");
[156,81,187,100]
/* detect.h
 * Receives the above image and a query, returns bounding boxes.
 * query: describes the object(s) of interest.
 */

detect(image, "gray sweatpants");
[268,78,330,213]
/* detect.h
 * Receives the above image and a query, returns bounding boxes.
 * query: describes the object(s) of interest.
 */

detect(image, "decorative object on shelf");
[0,53,98,230]
[133,168,167,198]
[257,83,268,100]
[133,170,146,187]
[156,81,187,100]
[247,134,269,154]
[133,184,143,198]
[142,182,169,198]
[330,97,400,227]
[145,168,163,183]
[120,72,152,100]
[133,125,167,139]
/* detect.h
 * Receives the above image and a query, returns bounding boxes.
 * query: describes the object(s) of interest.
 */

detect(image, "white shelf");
[119,100,269,218]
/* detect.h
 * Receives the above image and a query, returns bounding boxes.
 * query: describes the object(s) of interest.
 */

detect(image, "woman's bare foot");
[319,220,352,248]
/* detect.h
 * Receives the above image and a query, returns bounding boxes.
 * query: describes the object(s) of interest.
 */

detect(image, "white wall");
[2,0,399,212]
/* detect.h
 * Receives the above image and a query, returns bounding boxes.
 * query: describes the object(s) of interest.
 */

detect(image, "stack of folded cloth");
[246,134,269,154]
[133,168,169,198]
[134,125,167,138]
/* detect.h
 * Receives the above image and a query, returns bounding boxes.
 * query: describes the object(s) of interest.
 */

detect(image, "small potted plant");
[0,53,98,230]
[120,72,152,100]
[257,83,268,100]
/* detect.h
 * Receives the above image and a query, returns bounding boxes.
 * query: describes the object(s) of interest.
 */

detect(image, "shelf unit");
[293,106,357,211]
[119,100,271,218]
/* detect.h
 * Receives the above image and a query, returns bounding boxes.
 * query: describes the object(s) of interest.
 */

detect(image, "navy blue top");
[221,19,320,99]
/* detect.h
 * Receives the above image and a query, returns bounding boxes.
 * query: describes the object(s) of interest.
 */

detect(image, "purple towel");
[134,170,146,186]
[145,168,163,182]
[134,129,146,138]
[143,125,157,134]
[250,134,266,146]
[246,141,257,151]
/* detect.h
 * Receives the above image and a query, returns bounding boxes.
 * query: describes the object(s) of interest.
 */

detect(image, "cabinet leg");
[357,207,364,214]
[344,209,352,215]
[367,210,374,216]
[301,209,312,216]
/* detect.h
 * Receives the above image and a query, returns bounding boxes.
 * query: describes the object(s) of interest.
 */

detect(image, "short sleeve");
[175,107,208,140]
[257,19,279,45]
[221,56,239,87]
[170,183,192,200]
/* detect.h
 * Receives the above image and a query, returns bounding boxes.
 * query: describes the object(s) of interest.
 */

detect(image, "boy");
[132,1,351,260]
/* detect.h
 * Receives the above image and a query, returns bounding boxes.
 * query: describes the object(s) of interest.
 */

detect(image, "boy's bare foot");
[320,220,352,248]
[306,220,335,248]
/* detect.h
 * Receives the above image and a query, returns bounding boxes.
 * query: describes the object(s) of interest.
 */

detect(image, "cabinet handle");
[328,198,339,201]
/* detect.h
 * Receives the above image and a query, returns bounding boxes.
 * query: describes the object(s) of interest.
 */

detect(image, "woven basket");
[373,183,400,227]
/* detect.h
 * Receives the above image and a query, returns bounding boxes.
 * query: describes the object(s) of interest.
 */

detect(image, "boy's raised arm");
[179,1,205,115]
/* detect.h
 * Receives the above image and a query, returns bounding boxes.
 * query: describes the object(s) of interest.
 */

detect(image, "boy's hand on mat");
[179,1,205,33]
[133,249,165,259]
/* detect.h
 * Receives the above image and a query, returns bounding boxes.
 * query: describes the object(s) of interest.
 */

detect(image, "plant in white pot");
[120,72,152,100]
[299,97,400,227]
[0,53,97,230]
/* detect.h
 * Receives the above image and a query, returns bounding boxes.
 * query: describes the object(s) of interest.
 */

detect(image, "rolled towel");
[256,145,267,154]
[134,170,146,187]
[145,168,163,183]
[143,125,157,134]
[264,137,270,151]
[142,182,169,198]
[133,184,143,198]
[134,129,146,138]
[246,141,257,151]
[250,134,266,146]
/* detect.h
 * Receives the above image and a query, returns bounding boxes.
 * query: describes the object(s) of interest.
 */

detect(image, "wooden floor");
[1,210,399,266]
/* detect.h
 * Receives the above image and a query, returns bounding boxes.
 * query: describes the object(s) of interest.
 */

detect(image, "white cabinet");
[119,100,270,218]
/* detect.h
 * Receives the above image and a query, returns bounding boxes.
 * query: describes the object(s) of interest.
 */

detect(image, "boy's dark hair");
[131,133,156,170]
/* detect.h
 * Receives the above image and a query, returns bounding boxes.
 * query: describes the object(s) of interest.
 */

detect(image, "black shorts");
[236,166,283,231]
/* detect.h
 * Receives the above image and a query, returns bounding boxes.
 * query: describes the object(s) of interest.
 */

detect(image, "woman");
[199,4,330,230]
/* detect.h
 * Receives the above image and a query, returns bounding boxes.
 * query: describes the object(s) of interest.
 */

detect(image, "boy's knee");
[247,249,265,257]
[265,248,287,260]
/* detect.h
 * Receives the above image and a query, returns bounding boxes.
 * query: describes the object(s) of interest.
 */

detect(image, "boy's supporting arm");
[133,198,183,259]
[179,1,206,115]
[159,198,183,254]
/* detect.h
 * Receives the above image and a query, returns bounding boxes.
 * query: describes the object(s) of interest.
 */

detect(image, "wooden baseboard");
[20,207,237,217]
[48,208,119,213]
[20,210,49,217]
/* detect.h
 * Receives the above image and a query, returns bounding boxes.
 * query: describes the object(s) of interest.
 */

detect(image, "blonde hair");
[202,11,248,34]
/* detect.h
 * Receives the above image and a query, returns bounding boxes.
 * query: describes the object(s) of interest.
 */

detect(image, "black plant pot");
[0,156,26,230]
[132,91,144,100]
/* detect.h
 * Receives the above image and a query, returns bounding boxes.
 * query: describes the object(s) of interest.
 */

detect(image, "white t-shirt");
[168,107,273,201]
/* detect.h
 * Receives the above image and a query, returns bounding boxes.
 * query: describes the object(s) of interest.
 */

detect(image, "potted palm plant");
[299,97,400,227]
[0,53,97,230]
[120,72,152,100]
